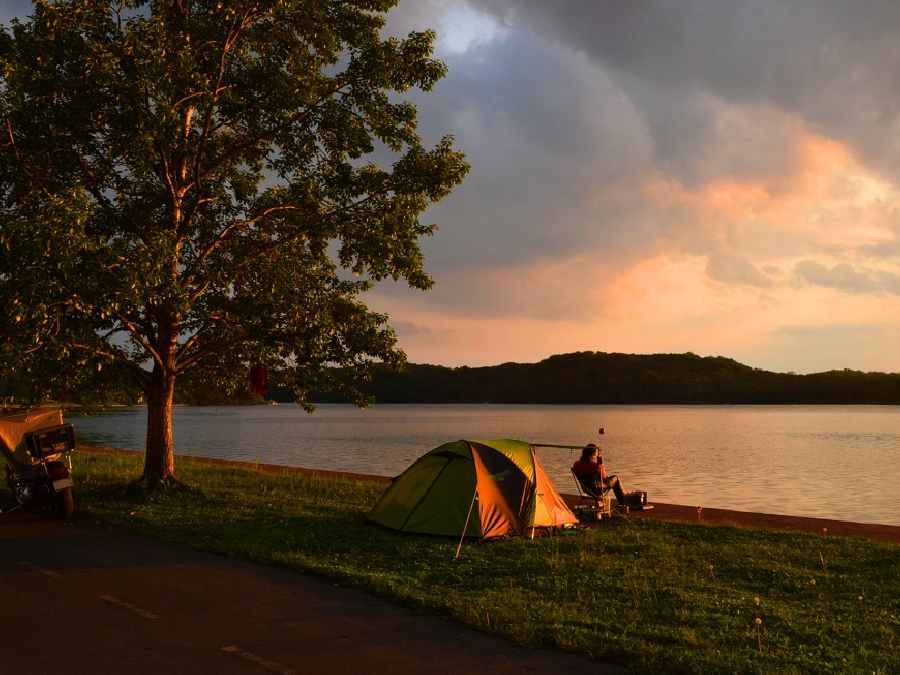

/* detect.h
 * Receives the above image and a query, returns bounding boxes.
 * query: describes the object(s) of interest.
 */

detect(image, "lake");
[72,404,900,527]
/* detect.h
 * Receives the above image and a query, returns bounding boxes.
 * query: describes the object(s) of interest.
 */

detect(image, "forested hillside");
[303,351,900,404]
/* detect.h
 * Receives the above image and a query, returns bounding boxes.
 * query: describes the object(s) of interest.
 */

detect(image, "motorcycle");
[0,408,76,519]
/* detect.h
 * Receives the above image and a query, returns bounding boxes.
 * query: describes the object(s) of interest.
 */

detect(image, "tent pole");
[455,489,478,561]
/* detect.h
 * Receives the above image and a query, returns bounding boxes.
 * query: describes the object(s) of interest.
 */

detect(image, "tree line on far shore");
[299,351,900,405]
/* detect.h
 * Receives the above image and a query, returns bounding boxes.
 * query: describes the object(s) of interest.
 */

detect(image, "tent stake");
[455,489,478,560]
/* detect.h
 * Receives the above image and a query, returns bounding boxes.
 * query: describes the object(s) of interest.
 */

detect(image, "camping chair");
[570,469,613,521]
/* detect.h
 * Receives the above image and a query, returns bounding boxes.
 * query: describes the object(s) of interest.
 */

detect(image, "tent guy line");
[531,425,604,450]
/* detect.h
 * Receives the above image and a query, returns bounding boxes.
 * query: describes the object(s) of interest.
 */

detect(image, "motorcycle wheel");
[54,487,75,520]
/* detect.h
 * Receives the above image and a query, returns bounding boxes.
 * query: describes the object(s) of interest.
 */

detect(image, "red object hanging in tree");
[249,366,268,397]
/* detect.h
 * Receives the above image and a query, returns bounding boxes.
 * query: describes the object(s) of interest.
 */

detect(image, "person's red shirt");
[572,458,606,484]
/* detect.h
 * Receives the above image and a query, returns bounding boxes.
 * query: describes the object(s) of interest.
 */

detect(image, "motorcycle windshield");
[0,409,64,467]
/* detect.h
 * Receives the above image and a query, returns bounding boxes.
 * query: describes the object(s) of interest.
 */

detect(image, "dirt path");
[0,512,622,675]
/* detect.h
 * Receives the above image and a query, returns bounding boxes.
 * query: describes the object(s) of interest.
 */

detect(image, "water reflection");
[73,404,900,526]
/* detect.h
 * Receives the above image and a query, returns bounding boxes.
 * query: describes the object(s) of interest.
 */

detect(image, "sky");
[4,1,900,373]
[372,0,900,373]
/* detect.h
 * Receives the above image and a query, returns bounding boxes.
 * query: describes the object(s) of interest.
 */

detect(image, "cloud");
[392,320,433,337]
[392,2,900,304]
[385,35,900,325]
[874,269,900,295]
[474,1,900,183]
[861,241,900,259]
[793,260,900,295]
[401,14,823,282]
[374,252,610,321]
[401,23,666,274]
[706,252,772,287]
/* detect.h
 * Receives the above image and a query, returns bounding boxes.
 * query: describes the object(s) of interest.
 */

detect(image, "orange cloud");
[642,126,900,255]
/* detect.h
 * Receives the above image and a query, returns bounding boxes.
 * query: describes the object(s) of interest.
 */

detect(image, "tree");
[0,0,468,488]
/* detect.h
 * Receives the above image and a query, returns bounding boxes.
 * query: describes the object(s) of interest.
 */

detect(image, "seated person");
[572,443,627,506]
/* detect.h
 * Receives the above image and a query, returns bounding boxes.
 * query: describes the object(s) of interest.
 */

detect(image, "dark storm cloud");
[388,0,900,321]
[473,0,900,181]
[386,0,843,301]
[381,12,807,317]
[619,81,804,189]
[406,27,661,271]
[405,31,799,285]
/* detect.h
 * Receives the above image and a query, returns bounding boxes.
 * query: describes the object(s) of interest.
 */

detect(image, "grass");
[73,451,899,674]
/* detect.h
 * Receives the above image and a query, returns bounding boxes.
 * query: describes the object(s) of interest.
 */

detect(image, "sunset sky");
[373,0,900,373]
[4,1,900,373]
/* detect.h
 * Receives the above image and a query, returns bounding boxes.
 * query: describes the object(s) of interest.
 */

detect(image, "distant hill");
[303,351,900,405]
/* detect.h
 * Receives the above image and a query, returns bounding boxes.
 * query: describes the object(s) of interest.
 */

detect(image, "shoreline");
[78,443,900,545]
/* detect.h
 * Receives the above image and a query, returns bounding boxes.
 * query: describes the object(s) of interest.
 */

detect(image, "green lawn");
[74,451,899,674]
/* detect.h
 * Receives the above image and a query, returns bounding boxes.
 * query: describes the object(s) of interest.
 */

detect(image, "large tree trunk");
[142,365,177,487]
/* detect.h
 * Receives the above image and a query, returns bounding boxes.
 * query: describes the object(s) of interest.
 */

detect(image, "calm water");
[73,404,900,526]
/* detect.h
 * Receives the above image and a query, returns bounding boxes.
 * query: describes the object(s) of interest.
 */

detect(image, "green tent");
[368,439,578,539]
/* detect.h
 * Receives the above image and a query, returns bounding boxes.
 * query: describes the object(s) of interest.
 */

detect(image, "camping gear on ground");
[623,490,649,510]
[368,439,578,545]
[0,408,76,518]
[570,469,613,522]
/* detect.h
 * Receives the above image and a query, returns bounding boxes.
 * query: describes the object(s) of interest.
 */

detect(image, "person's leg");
[605,475,627,503]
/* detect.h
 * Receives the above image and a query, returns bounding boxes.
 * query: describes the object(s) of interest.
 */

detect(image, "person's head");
[580,443,599,462]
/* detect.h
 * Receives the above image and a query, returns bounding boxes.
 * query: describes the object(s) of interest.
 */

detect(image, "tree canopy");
[0,0,468,485]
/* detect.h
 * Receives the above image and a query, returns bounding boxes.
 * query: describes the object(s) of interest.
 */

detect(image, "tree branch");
[4,118,20,161]
[174,348,213,375]
[157,146,179,224]
[77,156,117,215]
[98,326,129,342]
[182,203,300,291]
[175,329,205,364]
[175,330,245,375]
[194,193,377,286]
[192,80,351,189]
[116,314,164,368]
[69,340,151,386]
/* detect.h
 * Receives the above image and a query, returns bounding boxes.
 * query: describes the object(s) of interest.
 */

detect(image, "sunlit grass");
[74,451,900,674]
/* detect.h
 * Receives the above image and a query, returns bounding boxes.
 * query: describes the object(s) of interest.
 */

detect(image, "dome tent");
[368,439,577,539]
